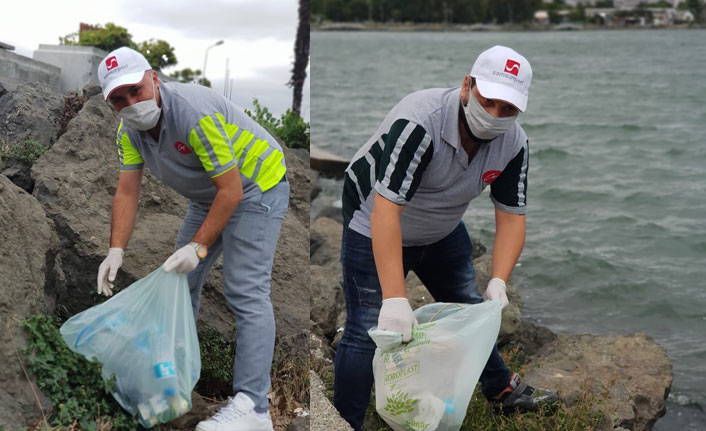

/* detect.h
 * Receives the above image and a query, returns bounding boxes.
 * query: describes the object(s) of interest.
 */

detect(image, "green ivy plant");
[20,314,150,430]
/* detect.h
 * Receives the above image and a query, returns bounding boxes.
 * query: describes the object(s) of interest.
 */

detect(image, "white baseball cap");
[98,46,152,100]
[470,45,532,112]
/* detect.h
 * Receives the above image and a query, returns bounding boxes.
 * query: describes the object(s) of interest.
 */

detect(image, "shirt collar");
[440,87,462,151]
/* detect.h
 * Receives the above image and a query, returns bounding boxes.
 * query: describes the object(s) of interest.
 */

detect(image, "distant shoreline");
[312,21,705,32]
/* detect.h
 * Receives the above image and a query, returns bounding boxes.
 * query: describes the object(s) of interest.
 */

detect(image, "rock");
[164,391,210,428]
[0,82,65,191]
[287,415,310,431]
[523,333,672,431]
[310,261,344,338]
[498,319,557,364]
[0,175,61,429]
[314,205,344,224]
[31,93,188,318]
[0,81,63,150]
[1,157,33,192]
[310,217,342,266]
[310,169,321,200]
[82,84,102,99]
[311,370,353,431]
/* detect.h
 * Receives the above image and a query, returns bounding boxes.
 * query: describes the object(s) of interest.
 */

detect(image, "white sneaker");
[196,392,273,431]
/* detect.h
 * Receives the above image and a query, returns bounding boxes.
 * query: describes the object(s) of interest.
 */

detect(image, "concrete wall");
[0,49,61,91]
[33,44,107,93]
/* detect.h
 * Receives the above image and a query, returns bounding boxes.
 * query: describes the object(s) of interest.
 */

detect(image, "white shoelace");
[209,396,252,423]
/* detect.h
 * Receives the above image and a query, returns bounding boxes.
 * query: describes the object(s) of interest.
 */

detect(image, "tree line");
[312,0,705,24]
[312,0,543,24]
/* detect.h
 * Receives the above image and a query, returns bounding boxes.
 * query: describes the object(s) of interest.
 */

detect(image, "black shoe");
[490,373,559,414]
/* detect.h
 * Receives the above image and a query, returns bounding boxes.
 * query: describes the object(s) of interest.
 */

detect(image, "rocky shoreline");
[309,169,673,431]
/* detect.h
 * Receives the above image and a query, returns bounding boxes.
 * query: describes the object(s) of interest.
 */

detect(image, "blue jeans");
[333,222,511,431]
[175,179,289,413]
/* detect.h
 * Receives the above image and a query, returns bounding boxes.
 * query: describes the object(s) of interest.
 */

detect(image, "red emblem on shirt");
[175,141,191,154]
[482,170,502,184]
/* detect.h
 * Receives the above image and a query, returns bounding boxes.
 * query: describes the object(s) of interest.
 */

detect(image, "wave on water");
[533,147,571,160]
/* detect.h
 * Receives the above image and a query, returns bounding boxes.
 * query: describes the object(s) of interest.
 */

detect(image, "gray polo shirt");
[343,87,529,247]
[115,81,286,203]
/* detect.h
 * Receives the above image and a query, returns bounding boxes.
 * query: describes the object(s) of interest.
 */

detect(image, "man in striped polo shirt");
[95,47,287,431]
[334,46,557,429]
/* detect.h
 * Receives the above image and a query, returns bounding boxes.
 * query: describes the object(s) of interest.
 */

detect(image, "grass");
[317,347,612,431]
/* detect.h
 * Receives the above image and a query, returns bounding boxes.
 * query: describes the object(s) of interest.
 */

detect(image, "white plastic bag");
[60,267,200,428]
[368,301,502,431]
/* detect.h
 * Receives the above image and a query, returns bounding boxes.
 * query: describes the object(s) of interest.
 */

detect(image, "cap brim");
[475,79,527,112]
[102,71,147,100]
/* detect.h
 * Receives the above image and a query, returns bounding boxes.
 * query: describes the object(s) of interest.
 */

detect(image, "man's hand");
[378,298,418,342]
[164,244,199,274]
[97,248,124,296]
[485,277,509,309]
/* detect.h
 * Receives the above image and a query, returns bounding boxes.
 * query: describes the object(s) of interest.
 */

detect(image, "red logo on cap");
[482,170,502,184]
[105,56,118,71]
[504,59,520,76]
[175,142,191,154]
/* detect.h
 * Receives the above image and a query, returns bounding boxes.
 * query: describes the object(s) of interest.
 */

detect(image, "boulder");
[310,169,321,200]
[31,93,188,318]
[523,333,672,431]
[310,261,344,338]
[0,175,61,429]
[0,82,65,192]
[310,217,342,266]
[0,81,63,150]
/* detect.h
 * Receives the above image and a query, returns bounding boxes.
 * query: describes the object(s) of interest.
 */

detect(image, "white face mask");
[462,87,517,140]
[119,79,161,131]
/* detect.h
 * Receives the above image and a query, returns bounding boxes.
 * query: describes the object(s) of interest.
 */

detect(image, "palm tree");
[289,0,310,117]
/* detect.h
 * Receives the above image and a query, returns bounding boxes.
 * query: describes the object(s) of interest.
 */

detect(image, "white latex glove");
[378,298,418,342]
[485,278,509,309]
[97,248,124,296]
[163,244,199,274]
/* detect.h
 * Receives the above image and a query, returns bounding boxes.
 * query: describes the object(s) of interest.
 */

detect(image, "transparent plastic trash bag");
[368,301,502,431]
[60,267,201,428]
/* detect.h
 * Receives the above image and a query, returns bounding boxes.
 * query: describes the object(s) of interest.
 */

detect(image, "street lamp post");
[202,40,224,84]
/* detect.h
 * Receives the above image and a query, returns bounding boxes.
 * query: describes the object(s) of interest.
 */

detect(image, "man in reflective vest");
[96,47,288,431]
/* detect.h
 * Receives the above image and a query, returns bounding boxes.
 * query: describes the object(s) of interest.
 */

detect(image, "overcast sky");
[2,0,309,120]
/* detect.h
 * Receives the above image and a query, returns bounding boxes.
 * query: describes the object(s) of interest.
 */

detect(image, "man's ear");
[461,75,471,105]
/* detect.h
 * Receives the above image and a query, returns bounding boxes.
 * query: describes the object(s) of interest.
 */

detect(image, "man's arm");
[491,208,526,282]
[110,170,143,248]
[191,167,243,247]
[370,192,406,299]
